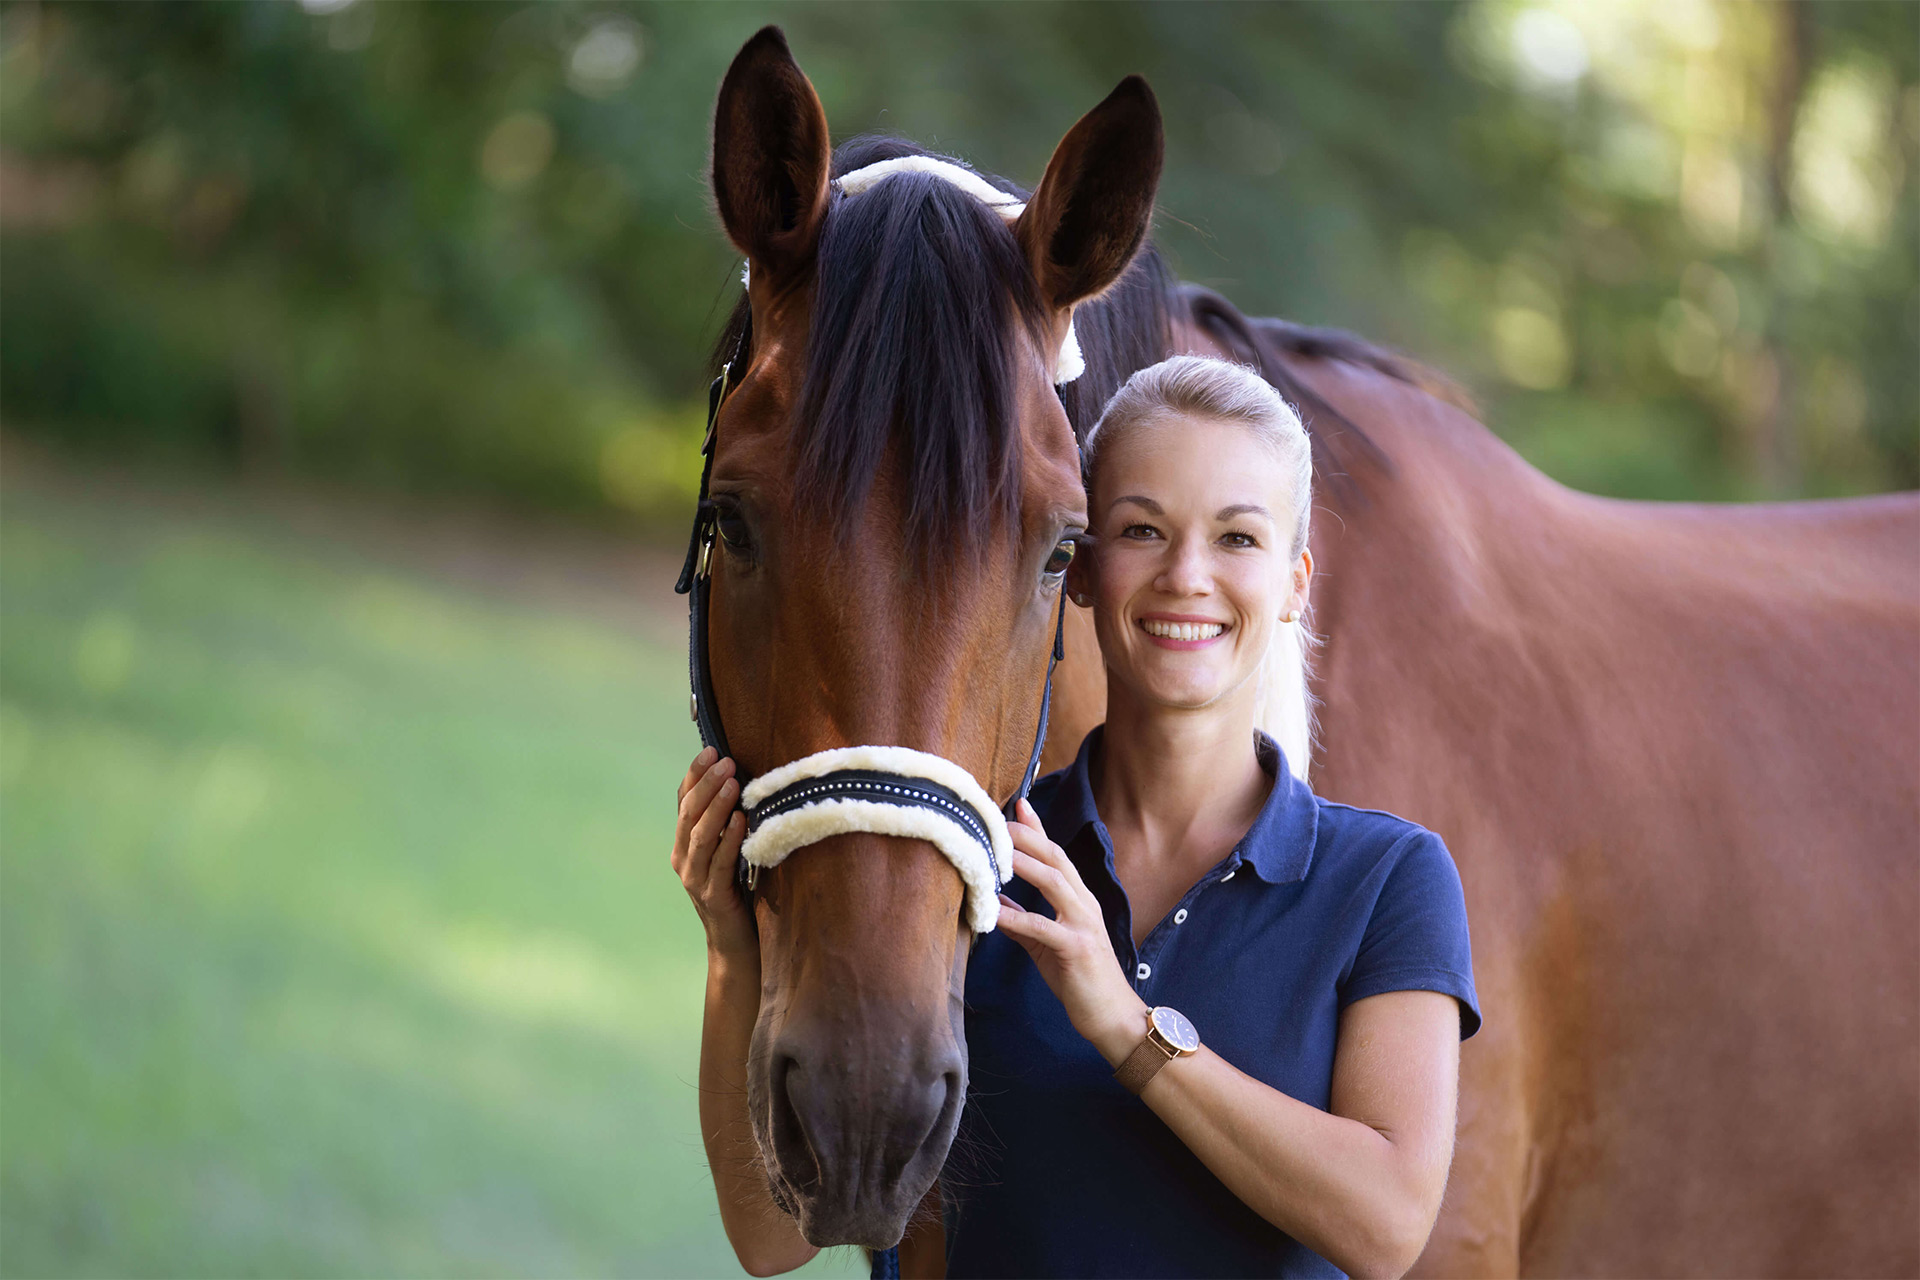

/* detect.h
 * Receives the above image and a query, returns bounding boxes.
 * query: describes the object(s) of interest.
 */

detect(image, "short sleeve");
[1341,831,1481,1039]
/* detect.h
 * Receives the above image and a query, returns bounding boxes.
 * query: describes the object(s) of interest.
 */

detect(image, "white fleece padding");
[740,157,1084,385]
[743,800,1005,934]
[1054,322,1085,385]
[835,156,1023,213]
[740,744,1013,933]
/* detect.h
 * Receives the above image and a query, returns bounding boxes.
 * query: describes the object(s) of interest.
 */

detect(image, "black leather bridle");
[674,315,1069,910]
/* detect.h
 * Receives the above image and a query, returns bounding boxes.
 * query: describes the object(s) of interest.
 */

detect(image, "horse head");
[703,26,1161,1248]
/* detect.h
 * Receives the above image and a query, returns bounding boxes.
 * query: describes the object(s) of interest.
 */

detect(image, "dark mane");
[715,137,1051,551]
[709,139,1466,529]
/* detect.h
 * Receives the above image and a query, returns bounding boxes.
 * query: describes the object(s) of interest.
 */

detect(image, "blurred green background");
[0,1,1913,1276]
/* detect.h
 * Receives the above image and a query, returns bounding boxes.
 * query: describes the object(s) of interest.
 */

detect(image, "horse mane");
[709,138,1472,528]
[712,136,1051,552]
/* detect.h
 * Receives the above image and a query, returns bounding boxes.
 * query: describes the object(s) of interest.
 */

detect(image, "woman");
[673,356,1478,1278]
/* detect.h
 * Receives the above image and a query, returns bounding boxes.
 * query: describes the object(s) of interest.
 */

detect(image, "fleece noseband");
[739,748,1015,935]
[675,158,1075,935]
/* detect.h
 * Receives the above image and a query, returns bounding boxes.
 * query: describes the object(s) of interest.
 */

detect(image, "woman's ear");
[1285,548,1314,621]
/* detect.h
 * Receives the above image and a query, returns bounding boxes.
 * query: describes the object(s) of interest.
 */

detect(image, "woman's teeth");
[1141,619,1226,641]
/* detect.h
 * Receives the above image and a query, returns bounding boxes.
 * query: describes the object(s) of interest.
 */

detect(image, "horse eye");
[1043,538,1077,578]
[716,512,752,551]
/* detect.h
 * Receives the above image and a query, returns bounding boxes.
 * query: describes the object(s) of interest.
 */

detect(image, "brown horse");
[703,26,1920,1276]
[702,27,1158,1250]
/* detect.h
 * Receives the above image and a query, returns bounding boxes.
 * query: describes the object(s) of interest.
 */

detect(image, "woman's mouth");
[1138,616,1230,648]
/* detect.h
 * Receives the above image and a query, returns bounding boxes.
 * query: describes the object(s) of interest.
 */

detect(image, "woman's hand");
[672,746,757,962]
[995,798,1147,1065]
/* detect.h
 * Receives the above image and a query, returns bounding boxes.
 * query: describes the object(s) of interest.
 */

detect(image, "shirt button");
[1173,908,1188,924]
[1136,962,1152,981]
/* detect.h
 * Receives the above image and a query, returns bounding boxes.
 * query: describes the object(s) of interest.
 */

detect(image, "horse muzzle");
[759,1002,965,1247]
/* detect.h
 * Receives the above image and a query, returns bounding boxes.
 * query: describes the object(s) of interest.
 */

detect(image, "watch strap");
[1114,1035,1176,1095]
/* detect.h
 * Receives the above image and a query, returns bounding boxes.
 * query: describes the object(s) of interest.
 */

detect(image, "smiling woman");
[938,355,1480,1278]
[1081,356,1319,781]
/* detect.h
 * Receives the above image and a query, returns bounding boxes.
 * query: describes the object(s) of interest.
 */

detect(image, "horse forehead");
[787,530,1013,618]
[779,517,1017,646]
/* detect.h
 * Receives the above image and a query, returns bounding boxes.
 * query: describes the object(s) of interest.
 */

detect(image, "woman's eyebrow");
[1215,503,1272,521]
[1109,494,1163,515]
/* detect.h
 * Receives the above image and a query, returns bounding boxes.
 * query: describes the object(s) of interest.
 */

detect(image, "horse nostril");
[769,1051,823,1194]
[931,1066,963,1151]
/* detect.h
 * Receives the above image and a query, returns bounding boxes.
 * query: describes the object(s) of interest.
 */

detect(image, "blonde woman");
[674,355,1477,1277]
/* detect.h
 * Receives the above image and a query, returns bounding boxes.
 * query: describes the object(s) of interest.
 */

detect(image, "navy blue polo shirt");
[945,727,1479,1278]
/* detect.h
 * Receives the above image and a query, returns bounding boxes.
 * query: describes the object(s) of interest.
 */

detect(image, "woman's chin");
[1132,675,1240,714]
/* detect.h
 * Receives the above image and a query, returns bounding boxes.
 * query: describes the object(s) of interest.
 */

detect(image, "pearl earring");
[1283,609,1301,624]
[1072,592,1090,607]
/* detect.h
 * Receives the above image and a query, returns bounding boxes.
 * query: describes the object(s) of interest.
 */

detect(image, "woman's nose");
[1155,536,1211,596]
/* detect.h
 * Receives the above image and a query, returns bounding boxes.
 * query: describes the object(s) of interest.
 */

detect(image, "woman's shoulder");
[1302,792,1461,896]
[1310,793,1444,852]
[1304,793,1480,1036]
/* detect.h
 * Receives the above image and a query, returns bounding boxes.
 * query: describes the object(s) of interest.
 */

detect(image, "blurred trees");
[0,0,1912,520]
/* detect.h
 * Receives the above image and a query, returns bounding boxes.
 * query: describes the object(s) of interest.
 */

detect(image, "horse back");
[1298,365,1920,1276]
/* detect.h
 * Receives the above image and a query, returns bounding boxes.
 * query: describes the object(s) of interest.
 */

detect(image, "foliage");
[0,468,865,1277]
[0,0,1911,514]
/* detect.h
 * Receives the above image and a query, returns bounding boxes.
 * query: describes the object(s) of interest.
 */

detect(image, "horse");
[700,25,1920,1276]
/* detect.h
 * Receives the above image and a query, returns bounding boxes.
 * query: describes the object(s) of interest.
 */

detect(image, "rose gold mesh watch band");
[1114,1035,1177,1094]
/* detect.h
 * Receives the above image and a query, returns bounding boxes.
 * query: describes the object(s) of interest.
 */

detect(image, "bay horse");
[701,26,1920,1276]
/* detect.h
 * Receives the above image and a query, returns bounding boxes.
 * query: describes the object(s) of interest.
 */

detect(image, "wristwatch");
[1113,1006,1200,1094]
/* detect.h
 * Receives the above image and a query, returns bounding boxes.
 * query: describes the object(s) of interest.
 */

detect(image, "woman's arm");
[1095,992,1457,1279]
[997,803,1460,1279]
[673,749,820,1277]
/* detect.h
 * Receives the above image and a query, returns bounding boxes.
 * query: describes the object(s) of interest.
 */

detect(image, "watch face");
[1150,1006,1199,1054]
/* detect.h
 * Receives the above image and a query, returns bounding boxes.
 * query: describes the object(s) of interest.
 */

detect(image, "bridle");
[674,278,1073,936]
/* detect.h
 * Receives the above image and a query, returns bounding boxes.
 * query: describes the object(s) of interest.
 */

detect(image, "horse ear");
[711,26,831,284]
[1016,76,1164,310]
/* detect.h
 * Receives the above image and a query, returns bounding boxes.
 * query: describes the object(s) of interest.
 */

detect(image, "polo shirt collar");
[1049,726,1319,884]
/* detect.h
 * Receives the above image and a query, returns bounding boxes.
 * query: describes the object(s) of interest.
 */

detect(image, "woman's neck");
[1094,680,1272,870]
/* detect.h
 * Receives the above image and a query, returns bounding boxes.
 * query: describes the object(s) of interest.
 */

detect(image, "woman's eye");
[1120,524,1160,541]
[1043,538,1077,578]
[1221,531,1258,548]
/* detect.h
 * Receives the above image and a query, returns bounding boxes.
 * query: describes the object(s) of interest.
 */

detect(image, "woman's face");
[1075,413,1311,715]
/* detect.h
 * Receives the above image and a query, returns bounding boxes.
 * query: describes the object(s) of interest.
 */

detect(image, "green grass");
[0,472,862,1278]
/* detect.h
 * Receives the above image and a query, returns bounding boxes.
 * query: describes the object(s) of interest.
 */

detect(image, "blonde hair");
[1084,355,1320,781]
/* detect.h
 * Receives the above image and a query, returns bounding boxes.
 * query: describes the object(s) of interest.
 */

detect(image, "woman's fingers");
[1013,797,1050,837]
[1009,849,1099,930]
[1008,822,1092,916]
[678,746,719,804]
[685,777,740,883]
[994,895,1075,953]
[705,809,748,899]
[675,757,735,859]
[676,758,726,833]
[1008,817,1072,871]
[1011,800,1081,876]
